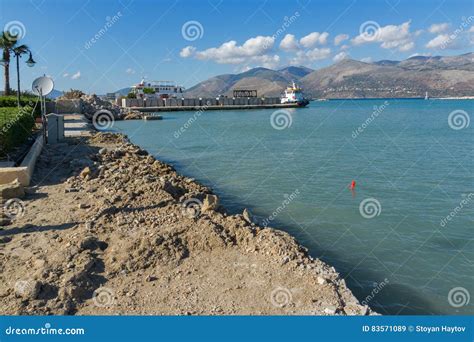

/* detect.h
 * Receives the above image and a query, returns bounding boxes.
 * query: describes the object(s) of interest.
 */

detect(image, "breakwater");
[121,97,307,112]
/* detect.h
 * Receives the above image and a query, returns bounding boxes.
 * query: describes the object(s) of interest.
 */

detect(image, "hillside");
[184,66,312,98]
[301,53,474,98]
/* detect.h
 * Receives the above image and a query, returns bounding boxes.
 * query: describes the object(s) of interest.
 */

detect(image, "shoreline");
[0,131,373,315]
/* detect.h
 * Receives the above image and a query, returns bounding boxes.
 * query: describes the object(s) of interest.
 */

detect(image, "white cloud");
[352,21,415,52]
[333,51,349,62]
[189,36,275,64]
[334,34,349,46]
[360,57,372,63]
[425,34,449,49]
[291,47,331,65]
[429,23,449,34]
[243,55,281,69]
[180,46,196,58]
[71,71,81,80]
[339,44,350,50]
[62,73,69,78]
[279,34,299,51]
[425,33,467,50]
[126,68,135,74]
[469,26,474,33]
[300,32,329,48]
[408,52,431,58]
[398,41,415,51]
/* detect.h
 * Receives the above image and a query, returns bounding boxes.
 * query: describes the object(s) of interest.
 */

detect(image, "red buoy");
[349,180,356,190]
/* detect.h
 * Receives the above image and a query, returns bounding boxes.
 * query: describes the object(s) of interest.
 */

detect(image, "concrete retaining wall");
[0,134,44,186]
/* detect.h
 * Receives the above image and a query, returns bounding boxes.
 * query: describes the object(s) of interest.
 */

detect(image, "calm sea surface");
[112,99,473,315]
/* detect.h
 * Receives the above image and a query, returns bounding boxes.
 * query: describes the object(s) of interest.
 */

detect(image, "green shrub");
[0,106,35,156]
[143,87,155,94]
[127,92,137,98]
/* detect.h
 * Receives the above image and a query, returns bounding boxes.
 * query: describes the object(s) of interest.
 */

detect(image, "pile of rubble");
[80,94,124,119]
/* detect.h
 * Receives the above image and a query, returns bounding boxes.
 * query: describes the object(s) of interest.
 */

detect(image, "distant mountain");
[301,52,474,98]
[183,53,474,99]
[46,89,63,99]
[185,66,311,98]
[114,87,131,96]
[278,66,313,80]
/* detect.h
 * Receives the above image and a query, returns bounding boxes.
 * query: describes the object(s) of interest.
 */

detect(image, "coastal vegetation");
[0,30,35,100]
[0,105,35,156]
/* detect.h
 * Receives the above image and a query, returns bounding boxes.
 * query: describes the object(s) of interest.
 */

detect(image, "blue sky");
[1,0,473,94]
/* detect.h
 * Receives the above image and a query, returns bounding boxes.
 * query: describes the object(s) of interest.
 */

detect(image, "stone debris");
[0,179,25,200]
[201,194,219,212]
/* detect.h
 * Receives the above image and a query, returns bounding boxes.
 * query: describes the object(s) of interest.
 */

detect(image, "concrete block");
[46,114,65,144]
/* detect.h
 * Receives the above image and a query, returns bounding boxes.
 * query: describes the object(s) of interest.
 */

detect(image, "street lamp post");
[13,49,36,107]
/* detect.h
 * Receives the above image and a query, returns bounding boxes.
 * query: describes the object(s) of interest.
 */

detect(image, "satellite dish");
[32,76,54,96]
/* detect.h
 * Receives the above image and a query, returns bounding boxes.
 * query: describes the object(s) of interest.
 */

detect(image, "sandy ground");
[0,132,372,316]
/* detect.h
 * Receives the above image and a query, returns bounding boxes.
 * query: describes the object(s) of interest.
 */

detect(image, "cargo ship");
[280,81,309,107]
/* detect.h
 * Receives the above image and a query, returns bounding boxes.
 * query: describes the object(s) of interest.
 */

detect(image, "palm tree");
[0,31,35,104]
[0,31,16,95]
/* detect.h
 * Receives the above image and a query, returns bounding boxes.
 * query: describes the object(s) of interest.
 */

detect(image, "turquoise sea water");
[112,99,473,315]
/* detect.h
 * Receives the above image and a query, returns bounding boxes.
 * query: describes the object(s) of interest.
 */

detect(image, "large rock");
[0,179,25,200]
[14,280,42,300]
[242,208,254,224]
[201,194,219,212]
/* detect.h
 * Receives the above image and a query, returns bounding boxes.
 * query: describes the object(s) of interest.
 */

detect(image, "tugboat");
[280,81,309,107]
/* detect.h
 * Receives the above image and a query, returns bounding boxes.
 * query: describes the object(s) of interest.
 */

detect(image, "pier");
[121,97,307,112]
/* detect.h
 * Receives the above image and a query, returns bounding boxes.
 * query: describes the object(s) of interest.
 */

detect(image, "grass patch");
[0,106,36,157]
[0,94,39,108]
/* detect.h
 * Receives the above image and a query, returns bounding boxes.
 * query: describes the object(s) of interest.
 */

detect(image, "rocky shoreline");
[0,132,373,315]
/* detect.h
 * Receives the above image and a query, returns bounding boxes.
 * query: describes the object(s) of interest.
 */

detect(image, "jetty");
[121,97,307,112]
